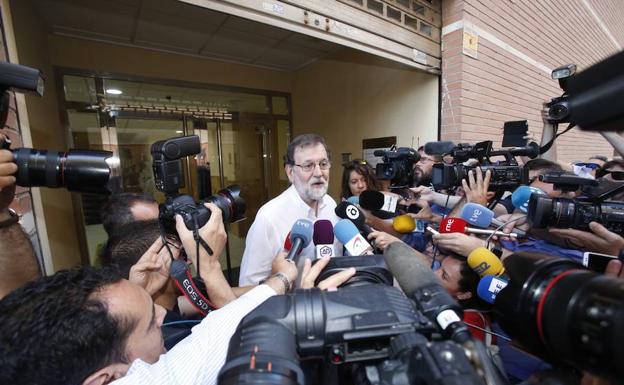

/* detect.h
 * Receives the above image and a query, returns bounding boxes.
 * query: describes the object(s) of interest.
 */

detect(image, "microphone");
[460,202,527,237]
[335,201,374,236]
[359,190,421,216]
[286,219,313,264]
[393,214,416,233]
[424,141,456,155]
[511,185,547,213]
[283,231,292,251]
[313,219,335,259]
[334,219,373,256]
[346,196,360,205]
[384,241,471,342]
[467,247,506,278]
[476,275,509,304]
[439,217,518,238]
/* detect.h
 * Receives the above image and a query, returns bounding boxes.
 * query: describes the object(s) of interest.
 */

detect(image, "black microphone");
[335,201,374,237]
[384,241,471,342]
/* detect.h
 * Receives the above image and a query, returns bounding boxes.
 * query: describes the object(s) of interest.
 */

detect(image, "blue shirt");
[499,238,584,264]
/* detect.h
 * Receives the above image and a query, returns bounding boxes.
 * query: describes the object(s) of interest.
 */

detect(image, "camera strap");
[170,259,216,317]
[191,214,214,279]
[538,123,573,155]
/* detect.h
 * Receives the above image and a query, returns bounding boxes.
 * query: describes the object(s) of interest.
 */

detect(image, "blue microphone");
[511,186,546,213]
[346,196,360,205]
[334,219,373,256]
[286,219,313,264]
[460,202,526,237]
[476,274,509,304]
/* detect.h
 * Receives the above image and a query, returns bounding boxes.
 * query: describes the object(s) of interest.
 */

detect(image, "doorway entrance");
[60,72,292,283]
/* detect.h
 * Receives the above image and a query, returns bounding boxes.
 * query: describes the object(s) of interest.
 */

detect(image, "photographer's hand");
[462,167,493,206]
[549,222,624,256]
[129,237,174,296]
[300,256,356,290]
[0,145,17,212]
[175,202,235,306]
[432,232,487,257]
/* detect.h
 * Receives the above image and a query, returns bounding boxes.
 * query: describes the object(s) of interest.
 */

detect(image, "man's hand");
[408,186,436,203]
[175,202,227,271]
[549,222,624,255]
[604,259,623,279]
[300,256,356,290]
[0,147,17,211]
[406,200,441,223]
[129,237,174,296]
[462,168,494,206]
[368,231,401,252]
[432,232,487,257]
[271,251,298,284]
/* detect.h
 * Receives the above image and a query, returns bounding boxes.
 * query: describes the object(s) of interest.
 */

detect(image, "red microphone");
[283,231,292,251]
[439,217,517,238]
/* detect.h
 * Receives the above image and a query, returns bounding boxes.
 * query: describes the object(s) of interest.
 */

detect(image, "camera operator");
[0,140,40,299]
[413,146,443,186]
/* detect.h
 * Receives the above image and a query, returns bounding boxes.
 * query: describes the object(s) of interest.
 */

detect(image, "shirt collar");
[286,184,328,216]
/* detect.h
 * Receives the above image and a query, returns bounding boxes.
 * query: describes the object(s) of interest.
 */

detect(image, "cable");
[463,322,512,342]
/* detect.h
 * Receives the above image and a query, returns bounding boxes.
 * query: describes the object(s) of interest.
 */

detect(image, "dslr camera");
[528,171,624,235]
[374,146,419,188]
[0,61,114,194]
[430,140,538,192]
[151,135,245,233]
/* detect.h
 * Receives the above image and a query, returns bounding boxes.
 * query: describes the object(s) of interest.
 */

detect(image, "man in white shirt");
[239,134,341,286]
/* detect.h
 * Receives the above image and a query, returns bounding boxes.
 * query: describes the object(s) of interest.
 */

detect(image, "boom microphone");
[384,241,471,342]
[439,217,518,238]
[313,219,335,259]
[467,247,506,277]
[424,141,456,155]
[460,202,527,237]
[286,219,313,264]
[334,219,373,256]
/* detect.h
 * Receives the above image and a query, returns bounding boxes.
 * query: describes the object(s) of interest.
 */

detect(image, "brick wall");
[441,0,623,163]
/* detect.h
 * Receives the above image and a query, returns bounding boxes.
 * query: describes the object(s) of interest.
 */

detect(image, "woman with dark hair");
[340,159,382,200]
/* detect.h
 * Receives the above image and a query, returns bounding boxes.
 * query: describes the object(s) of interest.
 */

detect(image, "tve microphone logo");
[468,208,482,224]
[296,219,311,229]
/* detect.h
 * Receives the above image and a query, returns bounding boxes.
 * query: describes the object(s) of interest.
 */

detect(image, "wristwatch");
[0,208,18,228]
[260,272,292,293]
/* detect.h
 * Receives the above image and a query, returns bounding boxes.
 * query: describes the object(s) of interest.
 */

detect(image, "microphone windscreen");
[334,219,360,245]
[511,186,546,213]
[476,275,509,304]
[393,214,416,233]
[290,219,313,248]
[439,217,467,234]
[313,219,334,244]
[384,241,439,294]
[467,247,505,277]
[335,202,366,228]
[460,203,494,228]
[346,196,360,205]
[283,231,292,251]
[424,141,456,155]
[359,190,385,210]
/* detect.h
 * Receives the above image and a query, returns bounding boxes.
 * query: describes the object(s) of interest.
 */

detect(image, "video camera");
[493,252,624,382]
[527,171,624,235]
[151,135,245,234]
[374,146,419,188]
[0,61,114,194]
[427,140,539,191]
[219,284,483,385]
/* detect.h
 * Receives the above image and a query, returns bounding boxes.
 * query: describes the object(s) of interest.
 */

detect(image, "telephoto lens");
[204,184,246,224]
[12,148,113,194]
[493,252,624,382]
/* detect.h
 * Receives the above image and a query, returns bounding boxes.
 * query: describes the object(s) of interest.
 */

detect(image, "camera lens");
[204,184,246,224]
[13,148,113,193]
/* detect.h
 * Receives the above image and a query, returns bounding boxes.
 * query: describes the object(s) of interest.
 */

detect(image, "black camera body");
[151,135,245,233]
[527,173,624,235]
[219,285,482,385]
[374,146,419,188]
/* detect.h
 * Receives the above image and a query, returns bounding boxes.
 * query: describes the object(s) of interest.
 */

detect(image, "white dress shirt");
[112,285,276,385]
[238,185,341,286]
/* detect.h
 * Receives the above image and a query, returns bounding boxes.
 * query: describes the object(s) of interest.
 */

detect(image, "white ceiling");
[32,0,345,71]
